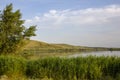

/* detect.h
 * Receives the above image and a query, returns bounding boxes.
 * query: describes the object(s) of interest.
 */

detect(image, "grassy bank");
[0,56,120,80]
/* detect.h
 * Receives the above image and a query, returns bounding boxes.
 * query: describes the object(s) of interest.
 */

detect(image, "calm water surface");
[68,51,120,57]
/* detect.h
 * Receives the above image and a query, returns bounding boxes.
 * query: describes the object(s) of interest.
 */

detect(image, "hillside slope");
[21,40,117,54]
[23,40,78,49]
[21,40,86,54]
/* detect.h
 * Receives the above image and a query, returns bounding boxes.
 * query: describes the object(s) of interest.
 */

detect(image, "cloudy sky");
[1,0,120,47]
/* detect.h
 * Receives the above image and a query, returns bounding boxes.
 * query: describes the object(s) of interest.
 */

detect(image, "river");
[68,51,120,57]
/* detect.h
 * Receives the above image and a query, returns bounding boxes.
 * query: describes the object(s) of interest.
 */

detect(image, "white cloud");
[25,19,32,23]
[49,10,57,15]
[25,5,120,29]
[34,16,40,21]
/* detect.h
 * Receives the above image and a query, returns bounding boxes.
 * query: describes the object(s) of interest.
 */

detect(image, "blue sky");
[1,0,120,47]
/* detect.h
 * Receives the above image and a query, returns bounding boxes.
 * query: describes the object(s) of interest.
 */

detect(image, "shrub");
[0,55,26,77]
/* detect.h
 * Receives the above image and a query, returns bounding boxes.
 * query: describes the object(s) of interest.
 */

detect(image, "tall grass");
[0,55,120,80]
[0,55,26,78]
[26,56,120,80]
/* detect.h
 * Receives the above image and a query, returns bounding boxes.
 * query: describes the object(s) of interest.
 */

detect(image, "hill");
[20,40,113,54]
[22,40,83,49]
[21,40,85,53]
[18,40,90,59]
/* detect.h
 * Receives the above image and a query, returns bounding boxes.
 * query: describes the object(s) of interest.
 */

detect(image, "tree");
[0,4,36,54]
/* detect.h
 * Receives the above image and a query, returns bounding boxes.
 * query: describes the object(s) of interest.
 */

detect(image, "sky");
[1,0,120,47]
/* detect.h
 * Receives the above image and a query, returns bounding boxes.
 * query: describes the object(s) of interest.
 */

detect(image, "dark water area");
[68,51,120,57]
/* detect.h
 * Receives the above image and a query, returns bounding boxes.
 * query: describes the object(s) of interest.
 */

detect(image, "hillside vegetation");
[21,40,120,54]
[21,40,104,54]
[23,40,88,49]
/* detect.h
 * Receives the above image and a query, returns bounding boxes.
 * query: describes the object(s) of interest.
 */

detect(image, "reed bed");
[0,56,120,80]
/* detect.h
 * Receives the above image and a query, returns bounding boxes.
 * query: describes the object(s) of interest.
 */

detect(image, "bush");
[0,55,26,77]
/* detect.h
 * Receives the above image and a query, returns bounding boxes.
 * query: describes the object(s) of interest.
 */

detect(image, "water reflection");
[68,51,120,57]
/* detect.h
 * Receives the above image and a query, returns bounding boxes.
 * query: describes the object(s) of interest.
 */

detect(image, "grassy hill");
[23,40,88,48]
[23,40,63,49]
[19,40,84,59]
[21,40,113,54]
[21,40,85,54]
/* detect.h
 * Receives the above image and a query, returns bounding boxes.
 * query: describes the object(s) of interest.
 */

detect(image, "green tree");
[0,4,36,54]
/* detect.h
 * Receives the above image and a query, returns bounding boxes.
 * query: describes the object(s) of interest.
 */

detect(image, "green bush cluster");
[0,56,26,77]
[0,56,120,80]
[26,56,120,80]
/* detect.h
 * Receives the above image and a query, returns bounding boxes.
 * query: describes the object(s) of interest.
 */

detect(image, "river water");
[68,51,120,57]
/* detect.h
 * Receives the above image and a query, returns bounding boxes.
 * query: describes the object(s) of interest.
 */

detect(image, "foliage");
[26,56,120,80]
[0,55,26,77]
[0,4,36,54]
[0,56,119,79]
